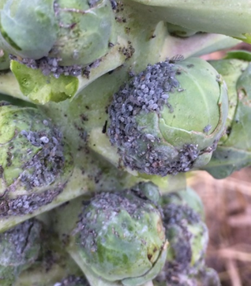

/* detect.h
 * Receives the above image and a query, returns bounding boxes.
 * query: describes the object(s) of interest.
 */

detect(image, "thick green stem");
[161,33,240,59]
[128,0,251,42]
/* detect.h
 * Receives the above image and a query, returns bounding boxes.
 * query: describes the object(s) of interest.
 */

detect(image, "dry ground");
[189,168,251,286]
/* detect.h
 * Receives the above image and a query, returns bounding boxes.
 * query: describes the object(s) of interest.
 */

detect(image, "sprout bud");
[0,103,73,217]
[0,0,115,74]
[67,185,167,286]
[108,57,228,176]
[162,201,208,270]
[131,181,161,205]
[161,187,205,220]
[202,55,251,178]
[153,190,211,286]
[0,218,42,285]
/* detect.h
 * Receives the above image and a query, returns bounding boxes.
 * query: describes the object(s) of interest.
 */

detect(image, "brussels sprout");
[54,183,167,286]
[76,189,167,285]
[0,102,73,217]
[0,218,42,286]
[202,54,251,178]
[108,57,228,176]
[161,201,208,270]
[0,0,115,74]
[13,215,87,286]
[161,187,205,220]
[153,191,213,286]
[131,181,161,205]
[0,0,57,59]
[50,0,115,67]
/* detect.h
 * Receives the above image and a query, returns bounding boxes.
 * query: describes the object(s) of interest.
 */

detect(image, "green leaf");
[10,61,79,104]
[203,63,251,178]
[224,50,251,61]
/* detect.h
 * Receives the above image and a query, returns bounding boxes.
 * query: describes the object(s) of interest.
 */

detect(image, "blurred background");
[187,42,251,286]
[189,167,251,286]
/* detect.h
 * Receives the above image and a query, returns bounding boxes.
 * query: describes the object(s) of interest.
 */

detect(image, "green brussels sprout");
[0,0,115,76]
[76,189,167,285]
[55,184,167,286]
[13,216,87,286]
[107,57,228,176]
[202,54,251,178]
[0,0,57,59]
[50,0,115,67]
[153,191,209,286]
[0,102,73,217]
[161,200,208,270]
[131,181,161,205]
[0,218,42,286]
[161,187,205,220]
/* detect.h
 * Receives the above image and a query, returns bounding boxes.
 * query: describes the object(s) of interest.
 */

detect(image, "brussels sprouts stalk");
[1,0,251,285]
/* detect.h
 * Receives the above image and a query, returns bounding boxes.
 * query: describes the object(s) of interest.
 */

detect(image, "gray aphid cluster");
[9,55,83,78]
[0,188,62,217]
[19,122,65,190]
[0,218,41,262]
[155,203,209,285]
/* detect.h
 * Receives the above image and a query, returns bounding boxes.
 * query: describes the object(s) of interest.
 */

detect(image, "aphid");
[169,54,184,63]
[203,125,212,133]
[110,0,117,10]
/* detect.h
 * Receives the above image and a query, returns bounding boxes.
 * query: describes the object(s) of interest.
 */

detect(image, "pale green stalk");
[129,0,251,41]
